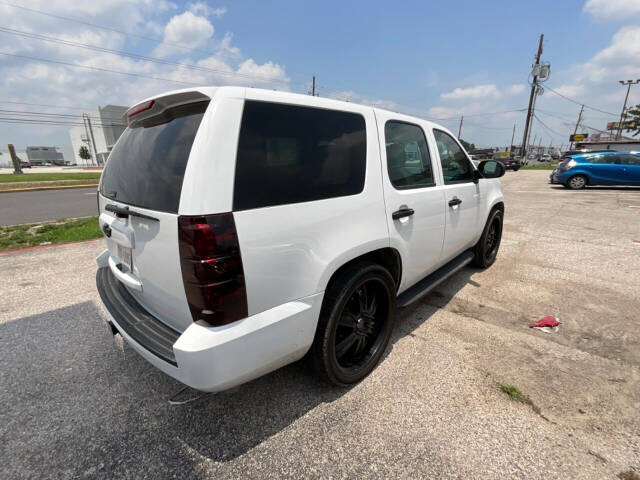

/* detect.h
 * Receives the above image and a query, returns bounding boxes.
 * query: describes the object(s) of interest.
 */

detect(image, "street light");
[616,79,640,140]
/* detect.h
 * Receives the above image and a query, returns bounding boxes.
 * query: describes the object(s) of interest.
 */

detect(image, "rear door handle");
[448,197,462,207]
[392,207,415,220]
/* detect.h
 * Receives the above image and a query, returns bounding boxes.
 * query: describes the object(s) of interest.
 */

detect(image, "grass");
[499,383,524,401]
[0,216,102,251]
[498,382,548,419]
[0,172,101,183]
[521,163,558,170]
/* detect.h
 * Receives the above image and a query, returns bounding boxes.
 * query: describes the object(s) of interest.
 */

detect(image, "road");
[1,171,639,479]
[0,187,97,225]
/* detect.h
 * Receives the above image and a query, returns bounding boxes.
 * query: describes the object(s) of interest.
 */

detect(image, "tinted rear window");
[100,101,209,213]
[233,101,366,211]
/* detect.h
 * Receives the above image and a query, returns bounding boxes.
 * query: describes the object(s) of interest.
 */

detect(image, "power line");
[429,108,526,122]
[0,51,203,87]
[0,1,316,82]
[0,99,91,111]
[0,108,124,124]
[0,117,120,128]
[533,114,566,139]
[536,110,614,136]
[544,85,618,116]
[0,0,224,58]
[0,27,301,86]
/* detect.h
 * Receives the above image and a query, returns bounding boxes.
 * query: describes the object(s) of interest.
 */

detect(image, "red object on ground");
[529,316,560,328]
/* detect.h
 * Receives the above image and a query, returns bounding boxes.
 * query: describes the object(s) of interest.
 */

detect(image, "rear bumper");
[96,266,323,392]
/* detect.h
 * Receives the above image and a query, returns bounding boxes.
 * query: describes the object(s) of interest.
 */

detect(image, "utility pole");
[571,104,584,149]
[458,115,464,139]
[521,34,544,160]
[616,79,639,140]
[311,75,317,96]
[510,124,516,152]
[83,114,99,166]
[8,144,22,174]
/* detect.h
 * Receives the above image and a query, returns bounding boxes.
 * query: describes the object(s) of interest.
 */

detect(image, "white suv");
[96,87,505,391]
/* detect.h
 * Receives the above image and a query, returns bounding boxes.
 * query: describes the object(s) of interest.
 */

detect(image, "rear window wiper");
[105,204,159,221]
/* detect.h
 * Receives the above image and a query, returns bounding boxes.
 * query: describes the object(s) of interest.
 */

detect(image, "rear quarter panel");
[232,92,389,316]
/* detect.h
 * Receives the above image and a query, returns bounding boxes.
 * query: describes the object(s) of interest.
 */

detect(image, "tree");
[624,104,640,137]
[78,145,91,160]
[459,139,476,151]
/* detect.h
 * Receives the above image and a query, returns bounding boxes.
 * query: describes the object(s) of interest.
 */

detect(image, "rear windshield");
[100,101,209,213]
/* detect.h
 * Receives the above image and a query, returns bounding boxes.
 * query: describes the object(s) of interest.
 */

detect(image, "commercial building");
[26,146,66,165]
[575,133,640,152]
[69,105,127,166]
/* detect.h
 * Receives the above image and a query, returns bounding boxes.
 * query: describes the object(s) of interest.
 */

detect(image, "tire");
[513,167,520,171]
[567,175,587,190]
[473,208,503,268]
[310,261,396,386]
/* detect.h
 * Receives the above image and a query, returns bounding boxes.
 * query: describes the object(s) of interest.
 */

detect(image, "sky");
[1,0,640,154]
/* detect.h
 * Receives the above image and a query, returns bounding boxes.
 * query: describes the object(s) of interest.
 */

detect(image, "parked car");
[493,153,521,171]
[96,87,506,391]
[19,160,31,168]
[550,151,640,189]
[540,154,552,162]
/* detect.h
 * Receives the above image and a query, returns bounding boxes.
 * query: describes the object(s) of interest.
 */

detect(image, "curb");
[0,183,99,193]
[0,237,102,255]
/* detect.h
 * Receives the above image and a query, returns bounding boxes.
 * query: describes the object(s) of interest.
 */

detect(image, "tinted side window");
[234,101,366,210]
[384,121,434,189]
[615,154,640,165]
[591,155,617,165]
[584,155,606,164]
[433,130,473,183]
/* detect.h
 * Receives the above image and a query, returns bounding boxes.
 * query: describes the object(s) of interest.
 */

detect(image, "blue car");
[549,151,640,189]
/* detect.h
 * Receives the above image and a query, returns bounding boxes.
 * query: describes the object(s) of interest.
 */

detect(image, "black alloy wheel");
[311,261,395,386]
[472,208,503,268]
[333,279,388,371]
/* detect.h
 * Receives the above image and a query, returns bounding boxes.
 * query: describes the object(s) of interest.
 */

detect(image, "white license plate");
[117,244,133,271]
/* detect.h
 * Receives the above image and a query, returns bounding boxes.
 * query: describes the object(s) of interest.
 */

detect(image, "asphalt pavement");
[0,187,98,225]
[1,171,639,479]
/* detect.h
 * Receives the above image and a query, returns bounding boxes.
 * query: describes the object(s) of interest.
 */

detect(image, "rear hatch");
[98,93,210,332]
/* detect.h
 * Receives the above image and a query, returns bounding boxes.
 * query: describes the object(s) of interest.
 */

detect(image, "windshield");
[100,101,209,213]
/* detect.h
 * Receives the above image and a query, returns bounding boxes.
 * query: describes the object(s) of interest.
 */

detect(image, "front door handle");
[448,197,462,207]
[392,207,415,220]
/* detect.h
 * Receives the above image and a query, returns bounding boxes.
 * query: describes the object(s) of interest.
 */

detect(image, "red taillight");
[178,214,248,327]
[127,100,155,117]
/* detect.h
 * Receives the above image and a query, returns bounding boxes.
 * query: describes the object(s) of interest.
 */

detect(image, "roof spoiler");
[123,91,210,127]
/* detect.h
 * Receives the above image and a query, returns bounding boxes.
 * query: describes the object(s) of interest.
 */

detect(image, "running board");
[396,250,474,308]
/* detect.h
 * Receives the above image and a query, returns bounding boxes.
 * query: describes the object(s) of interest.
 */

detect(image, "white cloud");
[549,26,640,100]
[216,32,242,59]
[440,84,501,101]
[236,59,289,86]
[0,2,291,151]
[507,84,526,95]
[188,2,227,18]
[584,0,640,21]
[154,11,214,57]
[327,90,400,111]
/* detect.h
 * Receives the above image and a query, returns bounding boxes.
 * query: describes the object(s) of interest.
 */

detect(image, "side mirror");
[478,160,506,179]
